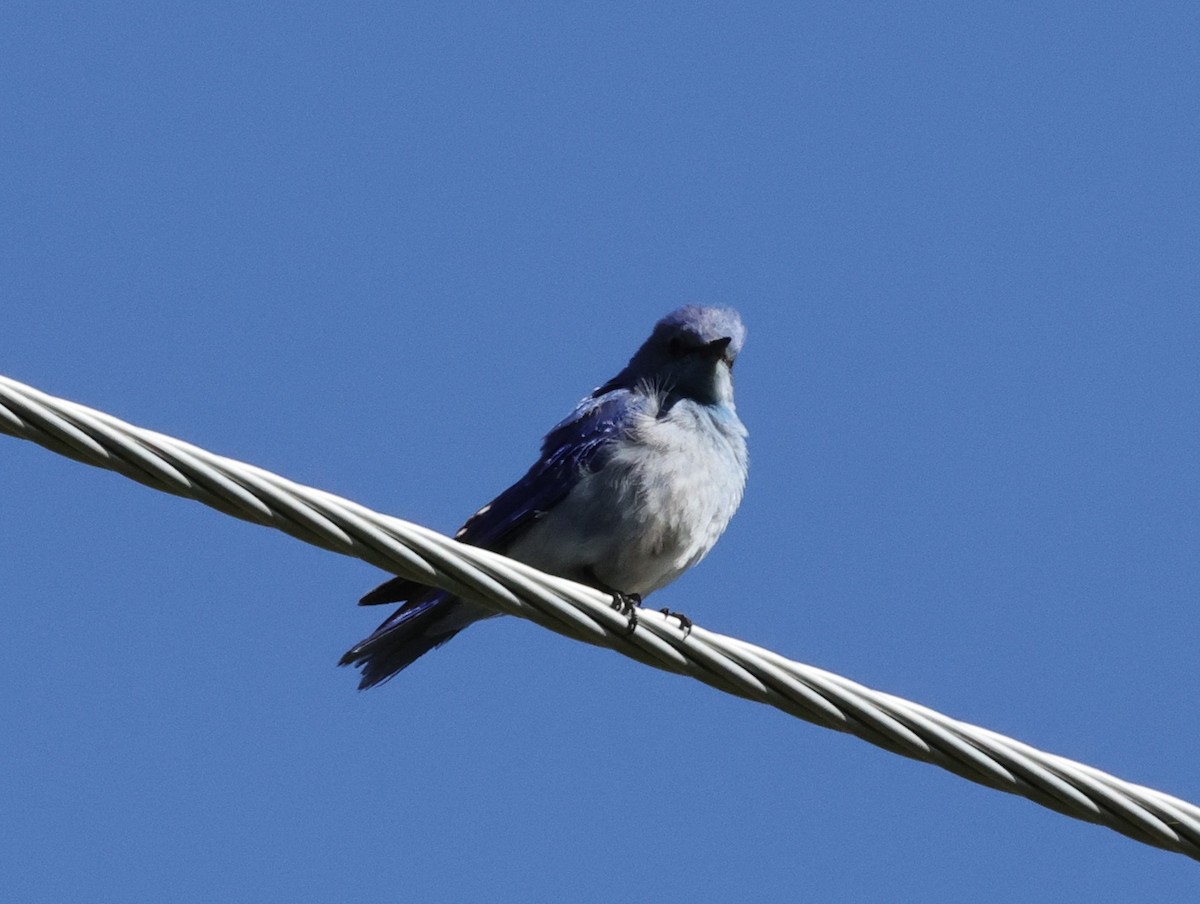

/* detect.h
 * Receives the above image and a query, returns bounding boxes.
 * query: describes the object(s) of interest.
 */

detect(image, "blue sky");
[2,3,1198,900]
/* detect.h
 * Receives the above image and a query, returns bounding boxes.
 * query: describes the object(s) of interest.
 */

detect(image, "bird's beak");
[707,336,735,366]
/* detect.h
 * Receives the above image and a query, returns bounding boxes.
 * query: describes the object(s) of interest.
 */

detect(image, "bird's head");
[602,305,746,407]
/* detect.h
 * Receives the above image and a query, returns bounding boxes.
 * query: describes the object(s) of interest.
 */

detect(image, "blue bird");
[340,305,749,687]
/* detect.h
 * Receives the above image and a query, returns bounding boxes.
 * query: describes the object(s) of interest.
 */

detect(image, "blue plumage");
[341,305,748,687]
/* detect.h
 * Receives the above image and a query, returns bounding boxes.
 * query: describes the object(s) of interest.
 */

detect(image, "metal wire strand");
[1,373,1198,861]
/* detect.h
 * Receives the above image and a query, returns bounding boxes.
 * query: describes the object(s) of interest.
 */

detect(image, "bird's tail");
[339,592,470,688]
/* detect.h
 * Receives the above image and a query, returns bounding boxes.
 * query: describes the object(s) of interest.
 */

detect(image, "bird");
[340,305,749,687]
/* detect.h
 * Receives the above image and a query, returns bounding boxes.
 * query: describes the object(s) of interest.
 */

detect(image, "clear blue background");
[2,3,1198,900]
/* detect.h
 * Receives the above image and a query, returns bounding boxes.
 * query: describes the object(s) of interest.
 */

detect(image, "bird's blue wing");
[455,389,640,547]
[359,389,642,606]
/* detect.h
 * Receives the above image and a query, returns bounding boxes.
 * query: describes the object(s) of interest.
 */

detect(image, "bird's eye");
[667,336,688,358]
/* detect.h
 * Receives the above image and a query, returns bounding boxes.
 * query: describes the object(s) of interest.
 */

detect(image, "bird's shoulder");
[454,388,652,549]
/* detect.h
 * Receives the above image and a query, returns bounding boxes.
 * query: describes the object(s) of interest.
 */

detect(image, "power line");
[2,373,1197,859]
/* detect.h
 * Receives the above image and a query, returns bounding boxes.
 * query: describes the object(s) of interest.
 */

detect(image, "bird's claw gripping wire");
[610,591,642,635]
[660,608,693,636]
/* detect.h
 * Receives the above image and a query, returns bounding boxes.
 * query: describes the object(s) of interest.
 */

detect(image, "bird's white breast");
[507,396,748,597]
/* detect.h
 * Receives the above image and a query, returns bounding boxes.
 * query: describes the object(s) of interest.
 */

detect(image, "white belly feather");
[506,397,748,596]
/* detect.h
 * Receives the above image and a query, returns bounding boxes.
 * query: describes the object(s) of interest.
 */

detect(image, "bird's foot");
[610,591,642,635]
[659,608,693,636]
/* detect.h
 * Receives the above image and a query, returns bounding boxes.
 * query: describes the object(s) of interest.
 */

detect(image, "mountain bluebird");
[341,305,749,687]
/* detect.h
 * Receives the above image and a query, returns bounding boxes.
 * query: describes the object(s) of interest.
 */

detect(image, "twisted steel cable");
[1,372,1197,860]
